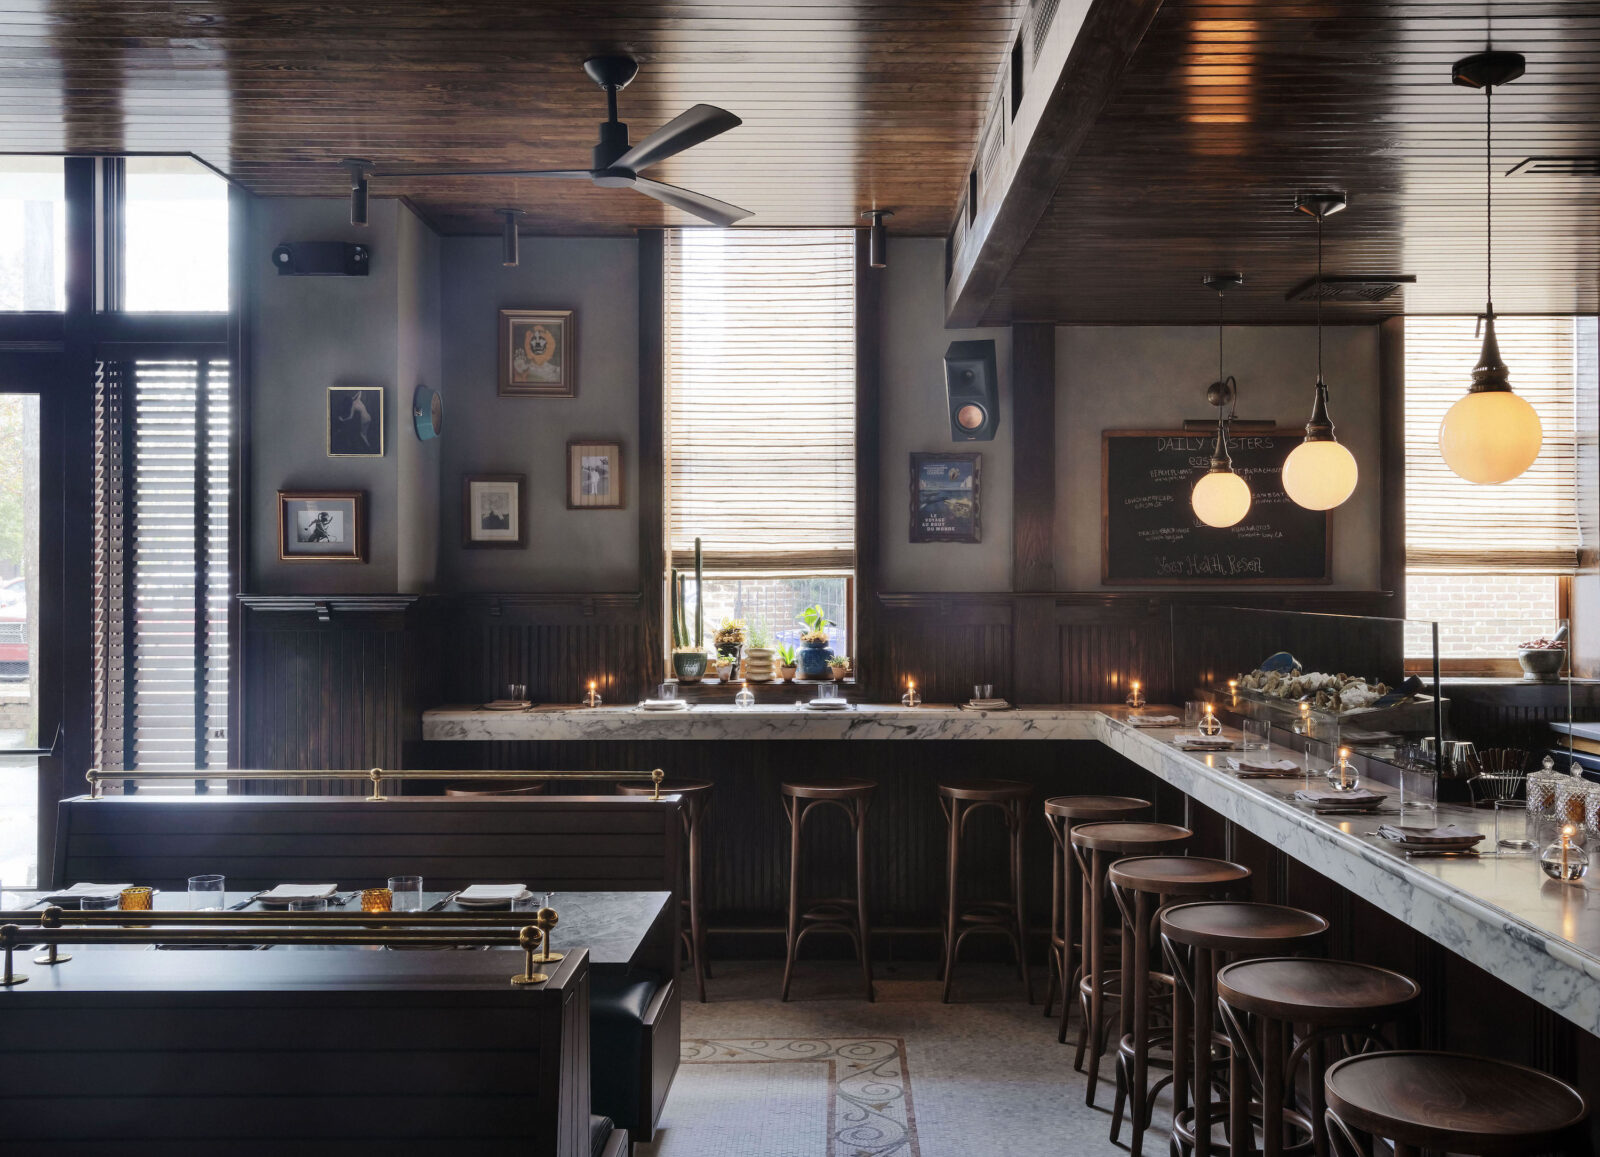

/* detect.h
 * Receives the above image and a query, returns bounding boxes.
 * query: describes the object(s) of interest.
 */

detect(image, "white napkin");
[1125,714,1180,727]
[640,699,688,711]
[967,698,1010,709]
[458,884,529,902]
[804,699,850,710]
[1227,757,1299,773]
[484,699,529,708]
[46,882,132,900]
[1294,787,1382,805]
[260,883,337,900]
[1174,732,1232,747]
[1378,824,1482,844]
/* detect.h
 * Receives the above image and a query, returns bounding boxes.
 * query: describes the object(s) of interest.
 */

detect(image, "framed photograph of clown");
[498,308,576,398]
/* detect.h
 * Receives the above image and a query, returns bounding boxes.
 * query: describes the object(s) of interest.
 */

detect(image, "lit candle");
[1338,747,1350,789]
[902,678,921,708]
[1228,678,1238,705]
[1564,824,1575,875]
[583,679,602,708]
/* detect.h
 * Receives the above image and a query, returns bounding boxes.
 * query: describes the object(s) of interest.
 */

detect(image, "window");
[0,157,65,311]
[121,157,230,312]
[93,355,231,770]
[663,229,856,656]
[1404,316,1588,666]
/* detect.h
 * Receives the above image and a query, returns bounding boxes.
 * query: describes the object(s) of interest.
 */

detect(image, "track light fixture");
[862,209,893,268]
[498,208,526,267]
[342,158,372,227]
[1190,273,1252,529]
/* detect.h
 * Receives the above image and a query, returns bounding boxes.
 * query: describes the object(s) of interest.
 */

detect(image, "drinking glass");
[1242,719,1270,753]
[188,874,225,910]
[289,897,327,912]
[505,683,527,701]
[657,682,678,701]
[119,886,153,911]
[817,682,839,700]
[511,892,538,912]
[81,895,119,911]
[1495,800,1536,852]
[389,875,423,912]
[360,887,393,912]
[1183,700,1203,727]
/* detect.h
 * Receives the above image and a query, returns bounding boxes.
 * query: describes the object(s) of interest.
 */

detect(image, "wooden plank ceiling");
[985,0,1600,324]
[1,1,1020,236]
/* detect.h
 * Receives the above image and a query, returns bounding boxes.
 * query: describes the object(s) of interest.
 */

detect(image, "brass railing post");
[510,925,549,986]
[367,767,386,802]
[0,924,27,986]
[33,905,69,966]
[533,907,563,964]
[652,768,664,799]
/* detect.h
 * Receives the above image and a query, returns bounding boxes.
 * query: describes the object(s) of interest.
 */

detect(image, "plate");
[803,700,850,711]
[483,701,531,711]
[454,889,533,907]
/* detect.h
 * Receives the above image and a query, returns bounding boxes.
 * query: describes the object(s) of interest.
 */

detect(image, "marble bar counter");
[425,700,1600,1037]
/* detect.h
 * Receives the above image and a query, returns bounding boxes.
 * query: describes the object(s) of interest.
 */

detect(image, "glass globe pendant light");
[1191,273,1252,529]
[1438,51,1541,485]
[1282,193,1360,511]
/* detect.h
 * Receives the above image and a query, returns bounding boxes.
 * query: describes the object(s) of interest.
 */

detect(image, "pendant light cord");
[1485,83,1494,315]
[1315,209,1324,382]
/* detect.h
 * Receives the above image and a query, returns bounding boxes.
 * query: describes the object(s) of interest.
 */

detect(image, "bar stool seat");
[1107,858,1251,1157]
[1043,796,1152,1036]
[1160,902,1329,1157]
[618,778,714,1002]
[1218,957,1420,1157]
[937,778,1032,1003]
[1325,1050,1588,1157]
[780,777,876,1002]
[1069,821,1192,1108]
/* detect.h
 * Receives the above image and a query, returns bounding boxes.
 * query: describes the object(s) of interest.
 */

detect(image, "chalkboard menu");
[1102,429,1330,584]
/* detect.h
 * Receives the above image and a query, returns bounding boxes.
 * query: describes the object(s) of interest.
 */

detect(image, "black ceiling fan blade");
[630,177,753,226]
[374,167,595,180]
[614,104,742,173]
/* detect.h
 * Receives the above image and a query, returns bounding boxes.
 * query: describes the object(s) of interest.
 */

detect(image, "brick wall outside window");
[1404,572,1561,659]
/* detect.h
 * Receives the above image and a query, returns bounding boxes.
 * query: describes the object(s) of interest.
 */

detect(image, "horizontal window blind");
[664,228,856,570]
[1405,316,1583,572]
[93,355,230,771]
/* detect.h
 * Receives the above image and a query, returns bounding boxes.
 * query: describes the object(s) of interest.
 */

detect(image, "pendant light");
[1438,51,1542,485]
[1191,273,1252,529]
[1282,192,1360,511]
[342,158,372,227]
[861,209,893,268]
[497,208,525,267]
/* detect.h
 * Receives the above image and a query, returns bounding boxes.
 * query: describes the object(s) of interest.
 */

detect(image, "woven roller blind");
[1405,316,1583,572]
[664,228,856,570]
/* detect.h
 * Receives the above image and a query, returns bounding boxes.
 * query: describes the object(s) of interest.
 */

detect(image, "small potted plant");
[827,655,850,681]
[715,617,747,665]
[796,604,834,679]
[776,643,798,681]
[669,569,708,683]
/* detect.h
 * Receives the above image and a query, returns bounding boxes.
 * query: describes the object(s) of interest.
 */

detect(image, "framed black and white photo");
[327,386,384,457]
[567,439,623,509]
[278,491,366,562]
[462,474,526,548]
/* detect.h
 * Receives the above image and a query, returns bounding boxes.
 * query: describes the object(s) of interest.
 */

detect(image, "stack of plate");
[1376,824,1484,854]
[965,698,1012,711]
[802,698,850,711]
[483,699,531,711]
[1293,787,1385,813]
[639,699,689,712]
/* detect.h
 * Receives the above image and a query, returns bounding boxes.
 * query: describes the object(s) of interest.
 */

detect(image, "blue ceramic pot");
[798,641,834,679]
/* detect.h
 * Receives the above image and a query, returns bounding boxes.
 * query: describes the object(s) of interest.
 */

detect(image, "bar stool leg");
[854,795,874,1002]
[686,803,708,1001]
[1227,994,1249,1157]
[1262,1015,1285,1157]
[780,795,802,1002]
[1170,934,1191,1147]
[1073,859,1093,1067]
[1084,847,1110,1106]
[1129,889,1155,1157]
[1193,946,1215,1157]
[940,796,962,1003]
[1309,1037,1327,1157]
[1045,820,1062,1019]
[1011,799,1033,1004]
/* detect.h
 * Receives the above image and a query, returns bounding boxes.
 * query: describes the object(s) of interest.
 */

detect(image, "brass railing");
[85,766,665,800]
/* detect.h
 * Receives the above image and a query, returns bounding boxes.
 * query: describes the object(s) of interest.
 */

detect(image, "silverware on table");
[226,892,265,911]
[426,890,462,912]
[327,891,356,907]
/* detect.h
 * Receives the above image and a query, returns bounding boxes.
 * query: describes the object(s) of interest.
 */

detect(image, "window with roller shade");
[663,229,855,657]
[92,355,231,770]
[1403,316,1589,666]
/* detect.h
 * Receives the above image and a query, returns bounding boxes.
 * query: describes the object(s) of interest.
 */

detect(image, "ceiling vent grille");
[1284,274,1416,303]
[1505,156,1600,178]
[979,108,1006,189]
[1029,0,1060,64]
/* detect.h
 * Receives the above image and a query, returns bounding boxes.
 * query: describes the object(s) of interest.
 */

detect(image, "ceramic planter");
[779,665,797,681]
[672,651,708,683]
[798,641,833,679]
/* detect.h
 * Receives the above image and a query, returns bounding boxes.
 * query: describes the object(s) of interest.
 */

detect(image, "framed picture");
[567,439,624,509]
[499,309,576,398]
[327,386,384,457]
[462,473,526,548]
[910,452,982,543]
[278,491,366,562]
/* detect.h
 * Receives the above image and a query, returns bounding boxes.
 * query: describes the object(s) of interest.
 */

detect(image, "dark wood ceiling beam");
[943,0,1165,328]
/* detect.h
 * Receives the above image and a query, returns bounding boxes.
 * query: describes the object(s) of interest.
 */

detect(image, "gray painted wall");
[879,237,1014,591]
[396,208,442,592]
[437,236,639,591]
[1054,324,1383,589]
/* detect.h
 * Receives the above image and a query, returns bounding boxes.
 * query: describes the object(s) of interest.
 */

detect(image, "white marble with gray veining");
[424,701,1600,1035]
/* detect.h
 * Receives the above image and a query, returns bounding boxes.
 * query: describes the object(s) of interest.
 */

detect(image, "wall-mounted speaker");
[271,242,370,276]
[943,339,999,441]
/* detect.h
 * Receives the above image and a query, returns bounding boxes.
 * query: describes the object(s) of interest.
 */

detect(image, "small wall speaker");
[943,339,999,441]
[271,241,370,276]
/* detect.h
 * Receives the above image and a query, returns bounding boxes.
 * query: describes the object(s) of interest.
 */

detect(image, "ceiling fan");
[343,55,752,228]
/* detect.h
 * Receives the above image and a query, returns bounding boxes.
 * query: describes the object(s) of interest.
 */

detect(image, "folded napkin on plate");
[1377,824,1483,844]
[1125,714,1181,727]
[1226,757,1300,775]
[1174,732,1233,746]
[260,883,337,900]
[1294,787,1383,806]
[965,699,1011,710]
[484,698,529,708]
[639,699,688,711]
[44,882,133,900]
[458,884,529,901]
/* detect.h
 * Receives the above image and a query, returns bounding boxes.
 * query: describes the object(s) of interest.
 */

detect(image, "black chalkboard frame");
[1101,428,1333,586]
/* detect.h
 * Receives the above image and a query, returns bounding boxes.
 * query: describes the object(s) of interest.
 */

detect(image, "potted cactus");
[827,655,851,681]
[796,604,834,679]
[669,567,708,683]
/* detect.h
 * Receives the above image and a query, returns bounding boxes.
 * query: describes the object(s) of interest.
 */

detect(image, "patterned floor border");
[680,1038,921,1157]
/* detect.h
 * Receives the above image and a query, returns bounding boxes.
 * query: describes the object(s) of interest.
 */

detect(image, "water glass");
[1242,719,1270,753]
[289,897,327,912]
[188,874,225,910]
[656,682,678,701]
[505,683,527,701]
[817,682,839,700]
[1183,700,1203,727]
[360,887,393,912]
[81,895,119,911]
[389,875,424,912]
[972,684,994,700]
[1494,800,1536,852]
[511,892,538,912]
[119,886,153,911]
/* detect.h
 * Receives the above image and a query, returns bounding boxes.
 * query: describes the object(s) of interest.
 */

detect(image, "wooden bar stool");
[1217,957,1419,1157]
[1325,1051,1587,1157]
[1159,901,1329,1157]
[1107,857,1252,1157]
[1069,821,1192,1107]
[618,778,714,1002]
[1042,794,1151,1042]
[779,777,876,1002]
[937,779,1033,1003]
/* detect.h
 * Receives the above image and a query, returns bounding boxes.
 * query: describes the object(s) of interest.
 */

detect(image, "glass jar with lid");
[1527,755,1564,817]
[1554,774,1595,836]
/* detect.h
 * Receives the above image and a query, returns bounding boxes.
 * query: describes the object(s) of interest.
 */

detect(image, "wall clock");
[413,385,443,441]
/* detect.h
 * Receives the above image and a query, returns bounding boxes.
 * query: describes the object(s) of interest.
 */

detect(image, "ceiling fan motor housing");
[593,121,632,175]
